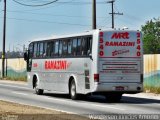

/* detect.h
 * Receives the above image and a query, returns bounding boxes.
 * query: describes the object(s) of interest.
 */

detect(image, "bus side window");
[33,43,37,58]
[37,42,40,58]
[59,40,62,57]
[87,37,92,55]
[46,42,53,57]
[81,37,87,56]
[46,42,50,57]
[43,42,47,58]
[72,38,77,56]
[68,39,72,56]
[51,41,55,57]
[62,40,68,56]
[54,40,59,57]
[28,43,33,58]
[39,42,44,58]
[77,38,82,56]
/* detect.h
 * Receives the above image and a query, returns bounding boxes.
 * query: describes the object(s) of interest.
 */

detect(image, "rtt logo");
[111,32,129,39]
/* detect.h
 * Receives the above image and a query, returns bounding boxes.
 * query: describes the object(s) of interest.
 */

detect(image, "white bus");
[24,29,143,102]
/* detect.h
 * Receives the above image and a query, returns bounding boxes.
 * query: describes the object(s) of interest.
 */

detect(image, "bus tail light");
[94,74,99,82]
[141,74,143,83]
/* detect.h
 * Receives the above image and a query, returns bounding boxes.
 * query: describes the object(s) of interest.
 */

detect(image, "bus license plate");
[115,86,124,91]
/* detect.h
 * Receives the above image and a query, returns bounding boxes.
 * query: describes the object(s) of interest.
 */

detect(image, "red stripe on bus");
[99,57,141,58]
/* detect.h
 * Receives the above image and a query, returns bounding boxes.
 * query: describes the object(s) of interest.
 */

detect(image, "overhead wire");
[6,10,106,19]
[10,0,75,11]
[0,16,92,27]
[98,16,110,26]
[5,0,107,28]
[10,0,106,12]
[101,18,112,28]
[12,0,59,7]
[114,3,142,25]
[51,1,106,5]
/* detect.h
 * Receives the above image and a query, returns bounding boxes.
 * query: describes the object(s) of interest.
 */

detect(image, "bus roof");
[29,29,140,43]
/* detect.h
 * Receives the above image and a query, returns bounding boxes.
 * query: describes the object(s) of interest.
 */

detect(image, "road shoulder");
[123,93,160,100]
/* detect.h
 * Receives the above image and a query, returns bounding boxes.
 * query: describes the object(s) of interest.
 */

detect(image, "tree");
[141,18,160,54]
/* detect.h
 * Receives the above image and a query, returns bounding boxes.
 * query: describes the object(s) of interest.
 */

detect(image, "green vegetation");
[144,86,160,94]
[141,18,160,54]
[0,69,27,82]
[144,74,160,94]
[0,76,27,82]
[141,17,160,93]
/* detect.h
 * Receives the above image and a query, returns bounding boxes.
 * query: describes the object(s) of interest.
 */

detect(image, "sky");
[0,0,160,51]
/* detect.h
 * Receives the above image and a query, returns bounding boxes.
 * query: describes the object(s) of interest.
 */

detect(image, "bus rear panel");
[94,30,143,94]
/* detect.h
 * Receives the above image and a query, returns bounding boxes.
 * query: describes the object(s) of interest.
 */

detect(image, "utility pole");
[92,0,96,29]
[107,0,123,28]
[2,0,6,78]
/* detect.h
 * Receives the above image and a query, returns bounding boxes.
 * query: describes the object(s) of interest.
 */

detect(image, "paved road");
[0,81,160,116]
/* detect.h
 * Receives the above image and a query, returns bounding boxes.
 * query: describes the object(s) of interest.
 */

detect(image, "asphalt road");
[0,81,160,116]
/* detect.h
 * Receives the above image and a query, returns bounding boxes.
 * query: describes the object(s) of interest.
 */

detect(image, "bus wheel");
[105,93,122,103]
[34,79,44,95]
[70,80,77,100]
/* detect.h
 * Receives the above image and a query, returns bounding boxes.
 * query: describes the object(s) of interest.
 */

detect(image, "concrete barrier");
[0,58,26,79]
[144,54,160,87]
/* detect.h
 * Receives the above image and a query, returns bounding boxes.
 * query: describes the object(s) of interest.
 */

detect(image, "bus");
[24,29,143,102]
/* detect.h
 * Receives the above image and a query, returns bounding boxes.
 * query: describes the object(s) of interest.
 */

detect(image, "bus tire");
[34,78,44,95]
[70,80,78,100]
[105,93,122,103]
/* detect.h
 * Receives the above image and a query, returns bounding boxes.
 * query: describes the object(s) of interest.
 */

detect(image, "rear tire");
[70,80,78,100]
[105,93,122,103]
[34,78,44,95]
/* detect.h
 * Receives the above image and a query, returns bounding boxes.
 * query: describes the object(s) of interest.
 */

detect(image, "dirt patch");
[0,100,89,120]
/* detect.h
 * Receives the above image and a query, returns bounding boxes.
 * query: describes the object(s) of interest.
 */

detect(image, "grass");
[144,85,160,94]
[143,74,160,94]
[0,76,27,82]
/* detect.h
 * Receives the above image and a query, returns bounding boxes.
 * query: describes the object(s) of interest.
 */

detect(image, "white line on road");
[12,91,28,96]
[0,83,125,111]
[153,103,160,106]
[44,96,126,111]
[91,104,125,111]
[0,83,30,90]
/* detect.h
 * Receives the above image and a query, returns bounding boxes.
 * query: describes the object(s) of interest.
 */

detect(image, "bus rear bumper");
[92,82,143,94]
